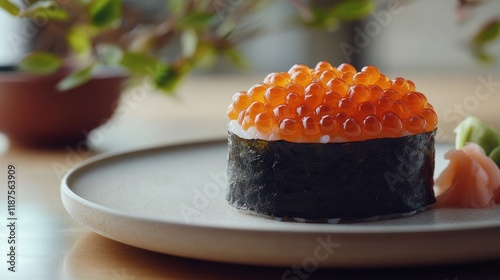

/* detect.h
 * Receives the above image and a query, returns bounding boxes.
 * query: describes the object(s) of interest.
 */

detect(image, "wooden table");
[1,73,500,280]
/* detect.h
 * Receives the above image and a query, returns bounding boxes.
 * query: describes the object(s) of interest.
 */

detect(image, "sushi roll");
[226,62,437,221]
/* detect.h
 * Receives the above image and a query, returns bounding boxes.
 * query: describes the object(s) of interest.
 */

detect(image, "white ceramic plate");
[61,140,500,267]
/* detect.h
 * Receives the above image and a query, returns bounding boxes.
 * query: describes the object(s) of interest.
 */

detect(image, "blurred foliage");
[0,0,379,92]
[457,0,500,64]
[0,0,496,92]
[473,19,500,63]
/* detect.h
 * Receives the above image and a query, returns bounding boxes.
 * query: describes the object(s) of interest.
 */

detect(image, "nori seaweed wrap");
[227,130,436,220]
[226,62,438,221]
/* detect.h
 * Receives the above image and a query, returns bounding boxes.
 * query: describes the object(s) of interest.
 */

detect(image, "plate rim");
[61,139,500,235]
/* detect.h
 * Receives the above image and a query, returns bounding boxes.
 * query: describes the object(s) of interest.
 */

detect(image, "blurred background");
[1,1,499,73]
[0,0,499,148]
[210,0,500,74]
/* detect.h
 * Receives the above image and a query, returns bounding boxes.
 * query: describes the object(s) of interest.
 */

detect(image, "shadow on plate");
[63,232,500,280]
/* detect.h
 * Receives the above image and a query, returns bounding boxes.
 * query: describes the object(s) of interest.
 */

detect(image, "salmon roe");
[228,62,437,143]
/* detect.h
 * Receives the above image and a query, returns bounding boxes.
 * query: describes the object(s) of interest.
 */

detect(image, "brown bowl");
[0,66,126,147]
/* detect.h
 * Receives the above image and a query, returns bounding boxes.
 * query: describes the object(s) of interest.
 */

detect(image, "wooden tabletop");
[1,73,500,280]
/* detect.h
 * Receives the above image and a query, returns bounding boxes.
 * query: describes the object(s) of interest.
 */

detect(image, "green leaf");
[474,19,500,45]
[175,11,216,29]
[0,0,19,16]
[299,6,340,31]
[330,0,373,21]
[67,27,91,56]
[144,62,191,94]
[155,67,176,88]
[20,1,69,21]
[18,52,62,74]
[43,8,68,21]
[89,0,121,27]
[167,0,186,14]
[120,51,160,75]
[56,65,95,91]
[473,47,493,64]
[151,64,181,94]
[310,6,328,23]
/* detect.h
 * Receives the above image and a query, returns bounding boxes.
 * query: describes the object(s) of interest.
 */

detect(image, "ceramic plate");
[61,140,500,267]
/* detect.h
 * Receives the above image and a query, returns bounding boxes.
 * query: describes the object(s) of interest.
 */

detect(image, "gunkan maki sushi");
[226,62,437,221]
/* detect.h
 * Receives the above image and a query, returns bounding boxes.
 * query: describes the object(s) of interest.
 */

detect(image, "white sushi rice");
[228,120,349,143]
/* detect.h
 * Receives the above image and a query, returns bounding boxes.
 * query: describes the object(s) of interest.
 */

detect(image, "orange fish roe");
[228,62,437,143]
